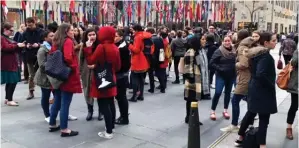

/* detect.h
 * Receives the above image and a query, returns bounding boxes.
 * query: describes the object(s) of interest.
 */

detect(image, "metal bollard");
[187,102,200,148]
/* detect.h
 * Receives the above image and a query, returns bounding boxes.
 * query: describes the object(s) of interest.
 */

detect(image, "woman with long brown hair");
[49,23,82,137]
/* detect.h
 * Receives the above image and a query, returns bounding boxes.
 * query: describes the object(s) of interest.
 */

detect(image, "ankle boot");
[26,90,34,100]
[128,96,137,102]
[98,112,103,121]
[86,104,93,121]
[286,128,294,140]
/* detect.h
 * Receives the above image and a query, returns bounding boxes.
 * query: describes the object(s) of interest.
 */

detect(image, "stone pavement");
[208,43,299,148]
[1,43,297,148]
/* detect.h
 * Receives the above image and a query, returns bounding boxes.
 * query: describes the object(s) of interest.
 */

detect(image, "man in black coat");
[21,17,45,100]
[146,27,165,93]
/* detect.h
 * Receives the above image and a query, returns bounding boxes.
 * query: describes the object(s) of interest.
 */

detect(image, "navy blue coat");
[247,50,277,114]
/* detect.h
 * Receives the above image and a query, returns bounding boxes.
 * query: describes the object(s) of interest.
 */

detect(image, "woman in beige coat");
[220,30,259,132]
[79,28,103,121]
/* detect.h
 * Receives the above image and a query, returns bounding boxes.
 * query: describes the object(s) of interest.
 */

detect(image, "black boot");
[128,96,137,102]
[115,116,129,125]
[98,112,103,121]
[86,104,93,121]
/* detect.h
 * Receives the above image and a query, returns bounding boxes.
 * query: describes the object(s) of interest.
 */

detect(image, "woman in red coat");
[1,23,26,106]
[84,26,121,139]
[48,23,82,137]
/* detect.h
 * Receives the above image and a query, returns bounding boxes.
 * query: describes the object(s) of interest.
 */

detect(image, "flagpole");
[115,1,118,25]
[44,0,48,28]
[24,1,27,25]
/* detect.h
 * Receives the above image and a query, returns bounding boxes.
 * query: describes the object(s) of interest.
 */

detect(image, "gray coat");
[171,38,187,57]
[287,49,298,94]
[34,45,51,89]
[79,47,93,105]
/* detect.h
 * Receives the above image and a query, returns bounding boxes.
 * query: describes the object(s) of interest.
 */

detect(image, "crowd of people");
[1,17,298,148]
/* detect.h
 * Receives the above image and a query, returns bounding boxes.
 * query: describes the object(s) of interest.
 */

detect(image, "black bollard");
[187,102,200,148]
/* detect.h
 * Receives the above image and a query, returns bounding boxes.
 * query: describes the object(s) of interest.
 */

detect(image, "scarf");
[219,45,236,59]
[42,41,52,51]
[195,49,210,95]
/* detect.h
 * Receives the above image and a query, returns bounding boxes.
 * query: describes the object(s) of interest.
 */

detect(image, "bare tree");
[243,1,265,23]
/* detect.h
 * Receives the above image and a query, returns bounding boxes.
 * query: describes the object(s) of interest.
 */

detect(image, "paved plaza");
[1,44,298,148]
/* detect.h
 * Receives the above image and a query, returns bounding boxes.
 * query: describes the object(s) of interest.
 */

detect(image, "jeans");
[287,93,298,124]
[231,94,246,126]
[116,76,129,119]
[50,90,73,130]
[41,88,51,118]
[211,74,234,110]
[238,111,270,145]
[173,56,181,81]
[156,68,167,91]
[5,83,17,101]
[98,98,116,134]
[131,71,146,97]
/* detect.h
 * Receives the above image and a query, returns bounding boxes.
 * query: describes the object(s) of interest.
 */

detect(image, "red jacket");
[160,38,169,68]
[50,38,82,93]
[84,26,121,98]
[1,36,19,72]
[129,31,152,71]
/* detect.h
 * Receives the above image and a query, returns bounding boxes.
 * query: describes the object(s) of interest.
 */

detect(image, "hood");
[245,46,270,59]
[137,31,152,40]
[239,37,256,47]
[98,26,115,43]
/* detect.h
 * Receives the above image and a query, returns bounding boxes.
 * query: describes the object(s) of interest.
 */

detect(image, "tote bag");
[277,56,283,69]
[93,46,115,90]
[276,62,293,90]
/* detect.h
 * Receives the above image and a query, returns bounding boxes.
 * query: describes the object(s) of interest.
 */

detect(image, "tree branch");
[244,4,252,14]
[252,6,264,13]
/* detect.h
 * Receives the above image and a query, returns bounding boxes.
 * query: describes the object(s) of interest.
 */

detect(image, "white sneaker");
[98,131,113,139]
[210,84,215,89]
[220,125,239,132]
[45,117,50,123]
[68,115,78,121]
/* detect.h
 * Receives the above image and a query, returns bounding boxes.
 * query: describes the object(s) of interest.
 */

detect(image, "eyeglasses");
[209,28,215,30]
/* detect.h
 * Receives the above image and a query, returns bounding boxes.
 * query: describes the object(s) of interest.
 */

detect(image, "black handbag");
[93,46,115,90]
[45,41,71,81]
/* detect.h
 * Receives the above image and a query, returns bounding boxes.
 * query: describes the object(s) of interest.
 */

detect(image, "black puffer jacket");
[209,46,236,79]
[151,34,164,69]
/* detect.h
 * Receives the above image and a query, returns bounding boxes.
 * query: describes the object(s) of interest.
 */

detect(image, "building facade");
[233,1,298,33]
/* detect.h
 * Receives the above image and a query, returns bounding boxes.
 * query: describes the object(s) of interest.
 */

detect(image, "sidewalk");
[209,43,298,148]
[210,93,298,148]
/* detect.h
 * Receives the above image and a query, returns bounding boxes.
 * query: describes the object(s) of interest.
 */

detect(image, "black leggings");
[173,56,181,81]
[287,93,298,125]
[98,98,116,134]
[5,83,17,101]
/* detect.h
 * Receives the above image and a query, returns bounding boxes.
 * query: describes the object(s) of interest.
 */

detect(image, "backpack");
[243,127,259,148]
[143,38,153,56]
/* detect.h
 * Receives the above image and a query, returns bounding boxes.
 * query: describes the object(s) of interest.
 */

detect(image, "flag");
[189,0,194,21]
[184,1,189,20]
[132,1,136,22]
[146,1,151,18]
[196,2,201,22]
[127,1,132,23]
[38,2,41,20]
[137,1,141,18]
[60,3,64,22]
[1,0,8,17]
[102,0,107,15]
[51,3,54,21]
[44,0,48,10]
[69,0,75,15]
[177,0,183,20]
[21,0,26,10]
